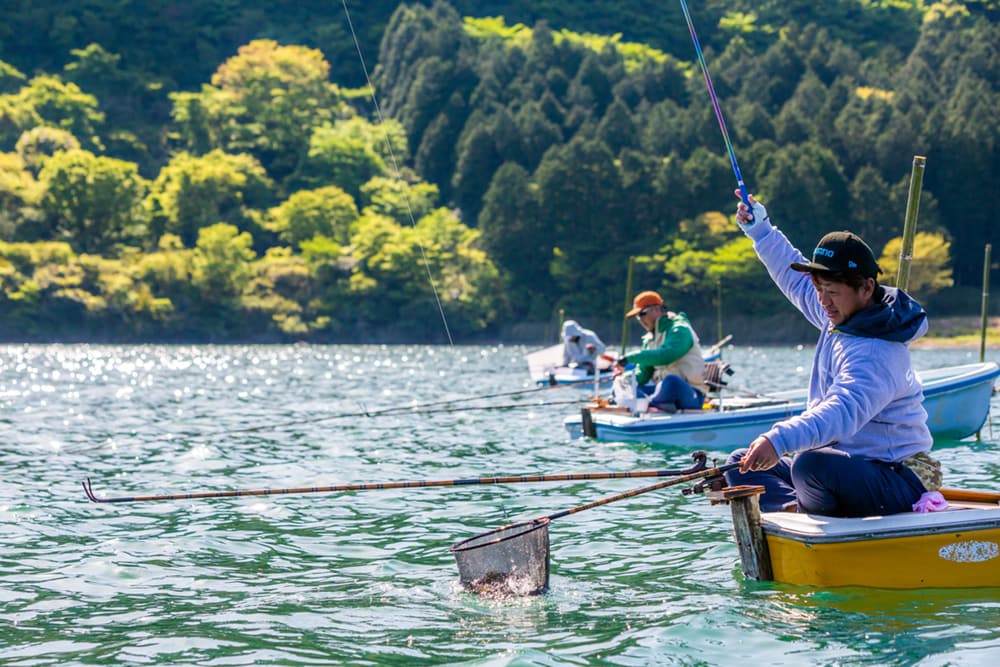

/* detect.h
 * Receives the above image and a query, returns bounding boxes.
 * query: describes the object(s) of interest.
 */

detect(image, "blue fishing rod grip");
[737,182,754,224]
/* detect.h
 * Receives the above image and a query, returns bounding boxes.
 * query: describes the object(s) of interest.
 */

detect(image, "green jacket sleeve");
[630,315,695,385]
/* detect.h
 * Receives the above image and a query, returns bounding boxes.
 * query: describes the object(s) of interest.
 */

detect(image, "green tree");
[752,142,850,248]
[596,98,636,155]
[359,176,438,226]
[170,40,346,185]
[37,149,148,254]
[0,74,104,151]
[0,151,40,240]
[478,162,551,317]
[241,246,324,337]
[191,222,256,303]
[879,231,954,297]
[294,117,402,197]
[266,185,358,247]
[452,122,501,224]
[348,208,502,336]
[146,150,274,248]
[14,126,80,174]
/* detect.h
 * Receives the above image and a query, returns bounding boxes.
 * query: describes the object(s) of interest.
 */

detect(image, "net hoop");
[450,517,550,553]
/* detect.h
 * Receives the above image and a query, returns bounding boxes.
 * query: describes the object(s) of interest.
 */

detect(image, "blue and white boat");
[565,361,999,447]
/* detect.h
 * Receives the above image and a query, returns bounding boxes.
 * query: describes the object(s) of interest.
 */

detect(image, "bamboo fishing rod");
[82,453,710,504]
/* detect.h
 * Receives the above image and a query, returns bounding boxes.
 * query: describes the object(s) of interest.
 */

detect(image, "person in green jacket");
[614,290,707,411]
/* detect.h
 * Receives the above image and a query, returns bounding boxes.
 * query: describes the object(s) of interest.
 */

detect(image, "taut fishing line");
[677,0,753,220]
[341,0,454,345]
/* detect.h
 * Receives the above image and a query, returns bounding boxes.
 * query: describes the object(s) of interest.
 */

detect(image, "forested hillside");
[0,1,997,342]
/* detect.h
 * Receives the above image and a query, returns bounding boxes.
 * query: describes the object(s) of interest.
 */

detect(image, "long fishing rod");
[82,452,709,504]
[677,0,753,222]
[452,460,738,554]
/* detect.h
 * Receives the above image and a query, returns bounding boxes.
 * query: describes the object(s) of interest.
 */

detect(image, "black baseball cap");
[790,231,881,279]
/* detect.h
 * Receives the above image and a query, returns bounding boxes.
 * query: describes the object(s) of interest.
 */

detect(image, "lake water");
[1,343,998,665]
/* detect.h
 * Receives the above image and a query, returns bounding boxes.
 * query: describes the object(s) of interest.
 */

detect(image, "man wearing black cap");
[724,192,940,518]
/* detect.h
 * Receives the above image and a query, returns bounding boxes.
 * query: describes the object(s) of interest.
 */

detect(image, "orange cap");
[625,290,664,318]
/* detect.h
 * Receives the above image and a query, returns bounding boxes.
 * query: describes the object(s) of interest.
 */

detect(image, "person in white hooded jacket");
[560,320,606,371]
[724,192,940,518]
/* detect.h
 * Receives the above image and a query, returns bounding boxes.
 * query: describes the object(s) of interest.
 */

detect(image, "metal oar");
[82,452,709,504]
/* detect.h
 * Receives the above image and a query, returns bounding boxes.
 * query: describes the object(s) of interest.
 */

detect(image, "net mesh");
[450,518,550,596]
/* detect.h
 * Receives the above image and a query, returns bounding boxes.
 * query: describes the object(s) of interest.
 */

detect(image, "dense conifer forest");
[1,1,997,342]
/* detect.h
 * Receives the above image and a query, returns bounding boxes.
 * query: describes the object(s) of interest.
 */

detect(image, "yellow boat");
[708,487,1000,589]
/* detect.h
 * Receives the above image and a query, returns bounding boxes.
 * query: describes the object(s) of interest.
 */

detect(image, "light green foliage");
[879,231,954,295]
[15,126,80,173]
[266,185,358,247]
[134,234,193,300]
[191,223,256,301]
[0,151,41,239]
[638,234,781,313]
[413,208,503,329]
[146,150,273,247]
[348,208,502,330]
[299,234,343,267]
[0,60,26,93]
[0,74,104,151]
[242,246,318,335]
[657,238,715,294]
[170,40,347,184]
[463,16,668,71]
[359,176,438,226]
[0,239,172,334]
[719,11,764,34]
[297,117,403,196]
[37,149,148,254]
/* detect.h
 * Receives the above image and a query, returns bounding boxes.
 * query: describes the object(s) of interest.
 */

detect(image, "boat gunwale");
[761,506,1000,543]
[566,361,999,434]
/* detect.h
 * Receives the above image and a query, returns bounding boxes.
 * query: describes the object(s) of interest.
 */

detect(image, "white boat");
[565,361,1000,446]
[527,335,729,388]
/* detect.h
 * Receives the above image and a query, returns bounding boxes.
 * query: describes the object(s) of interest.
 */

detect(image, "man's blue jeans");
[637,374,705,411]
[724,447,926,517]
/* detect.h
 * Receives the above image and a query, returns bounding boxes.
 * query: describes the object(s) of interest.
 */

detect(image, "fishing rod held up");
[677,0,753,221]
[82,452,709,504]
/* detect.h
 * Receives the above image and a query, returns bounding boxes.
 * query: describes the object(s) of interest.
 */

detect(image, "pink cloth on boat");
[912,491,948,513]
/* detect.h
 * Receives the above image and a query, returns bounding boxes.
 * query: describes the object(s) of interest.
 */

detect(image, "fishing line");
[677,0,753,219]
[61,381,590,453]
[341,0,454,345]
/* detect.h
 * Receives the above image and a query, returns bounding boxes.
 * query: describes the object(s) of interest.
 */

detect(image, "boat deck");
[762,490,1000,542]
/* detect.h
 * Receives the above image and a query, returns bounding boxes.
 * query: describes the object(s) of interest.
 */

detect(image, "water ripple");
[1,344,997,665]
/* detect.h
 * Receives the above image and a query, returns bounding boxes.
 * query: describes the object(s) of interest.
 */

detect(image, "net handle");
[546,462,739,521]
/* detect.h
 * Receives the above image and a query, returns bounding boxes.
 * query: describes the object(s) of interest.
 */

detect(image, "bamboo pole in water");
[620,256,635,356]
[896,156,926,291]
[981,243,992,364]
